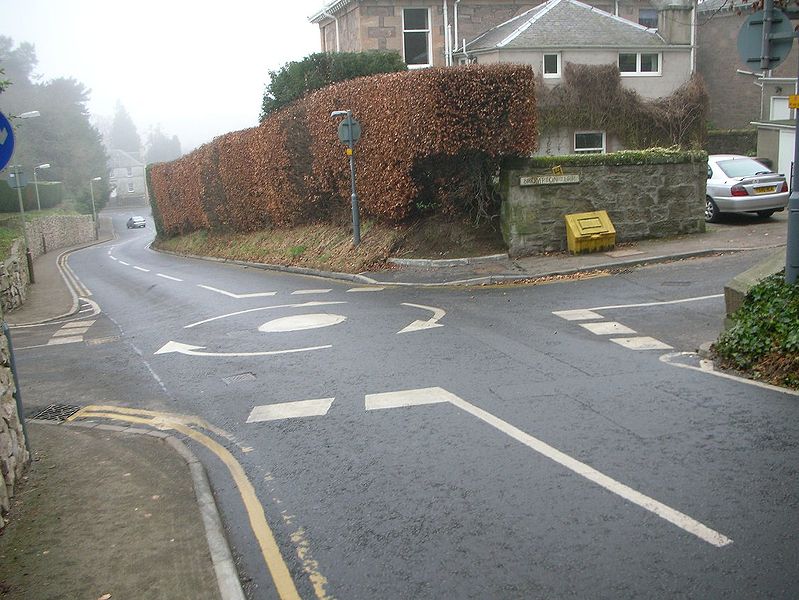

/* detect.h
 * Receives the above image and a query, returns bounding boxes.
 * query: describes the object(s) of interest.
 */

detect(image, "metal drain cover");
[222,372,256,385]
[29,404,82,422]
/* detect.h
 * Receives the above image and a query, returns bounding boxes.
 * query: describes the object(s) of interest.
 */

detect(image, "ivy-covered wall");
[499,150,707,256]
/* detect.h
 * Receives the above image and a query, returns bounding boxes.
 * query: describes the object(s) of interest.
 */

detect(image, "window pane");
[638,9,658,28]
[544,54,558,74]
[404,31,429,65]
[575,132,604,152]
[640,53,659,72]
[618,53,636,72]
[404,8,428,31]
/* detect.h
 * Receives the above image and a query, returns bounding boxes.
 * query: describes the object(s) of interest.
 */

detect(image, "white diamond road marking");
[46,336,83,345]
[552,309,603,321]
[346,287,385,293]
[366,387,731,548]
[291,289,332,295]
[580,321,637,336]
[246,398,335,423]
[611,337,673,350]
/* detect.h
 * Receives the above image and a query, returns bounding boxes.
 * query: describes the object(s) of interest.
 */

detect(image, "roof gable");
[467,0,668,52]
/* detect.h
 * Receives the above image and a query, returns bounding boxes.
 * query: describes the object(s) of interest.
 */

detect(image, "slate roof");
[466,0,670,52]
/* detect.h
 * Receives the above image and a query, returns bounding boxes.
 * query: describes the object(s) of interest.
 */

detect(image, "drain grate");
[29,404,82,422]
[222,372,256,385]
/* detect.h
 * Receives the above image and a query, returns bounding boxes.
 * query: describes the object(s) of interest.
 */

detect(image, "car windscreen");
[716,158,772,178]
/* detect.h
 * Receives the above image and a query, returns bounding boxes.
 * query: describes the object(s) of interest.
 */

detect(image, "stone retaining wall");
[0,241,28,314]
[26,215,95,260]
[499,154,707,256]
[0,330,28,528]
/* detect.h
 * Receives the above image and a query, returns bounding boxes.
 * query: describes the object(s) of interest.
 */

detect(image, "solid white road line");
[133,266,150,272]
[157,273,183,281]
[197,285,276,299]
[588,294,724,312]
[246,398,335,423]
[291,289,332,295]
[552,309,604,321]
[346,287,385,293]
[611,337,673,350]
[184,301,347,329]
[365,387,453,411]
[580,321,637,336]
[373,387,731,548]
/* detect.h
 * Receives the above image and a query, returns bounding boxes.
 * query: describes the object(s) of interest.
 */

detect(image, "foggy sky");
[1,0,323,151]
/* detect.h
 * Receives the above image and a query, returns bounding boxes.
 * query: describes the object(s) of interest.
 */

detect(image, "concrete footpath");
[0,210,788,600]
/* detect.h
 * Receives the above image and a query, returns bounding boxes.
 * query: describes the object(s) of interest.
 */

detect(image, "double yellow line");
[69,405,303,600]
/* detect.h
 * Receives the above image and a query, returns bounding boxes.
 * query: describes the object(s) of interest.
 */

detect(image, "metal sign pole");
[786,30,799,283]
[13,165,35,284]
[346,111,361,246]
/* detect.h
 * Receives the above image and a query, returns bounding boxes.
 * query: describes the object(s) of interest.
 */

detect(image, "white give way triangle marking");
[365,387,733,548]
[154,341,331,357]
[397,303,446,334]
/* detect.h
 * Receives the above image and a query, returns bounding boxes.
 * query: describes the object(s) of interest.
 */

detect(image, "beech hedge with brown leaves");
[149,65,537,236]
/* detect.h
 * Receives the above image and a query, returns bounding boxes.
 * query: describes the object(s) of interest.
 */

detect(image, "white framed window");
[127,181,135,193]
[126,167,133,177]
[574,131,606,154]
[403,8,431,68]
[618,52,661,76]
[638,8,658,28]
[543,53,561,78]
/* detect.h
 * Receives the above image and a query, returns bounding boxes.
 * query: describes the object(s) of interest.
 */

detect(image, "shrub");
[715,272,799,387]
[260,51,407,119]
[0,180,64,212]
[150,65,538,237]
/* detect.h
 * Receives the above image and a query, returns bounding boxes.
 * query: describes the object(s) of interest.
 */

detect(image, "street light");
[12,110,41,284]
[33,163,50,211]
[89,176,101,240]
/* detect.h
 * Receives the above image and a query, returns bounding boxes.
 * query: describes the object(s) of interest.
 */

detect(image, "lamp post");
[33,163,50,211]
[89,176,101,240]
[12,110,41,283]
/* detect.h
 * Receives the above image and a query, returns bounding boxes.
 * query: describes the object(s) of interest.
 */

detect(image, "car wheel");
[756,209,775,218]
[705,197,720,223]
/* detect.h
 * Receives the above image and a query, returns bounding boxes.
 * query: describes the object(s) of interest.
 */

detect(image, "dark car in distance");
[127,216,146,229]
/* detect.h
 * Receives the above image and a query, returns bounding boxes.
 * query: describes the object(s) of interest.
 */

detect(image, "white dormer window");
[618,52,661,76]
[543,53,561,78]
[403,8,431,68]
[638,8,658,28]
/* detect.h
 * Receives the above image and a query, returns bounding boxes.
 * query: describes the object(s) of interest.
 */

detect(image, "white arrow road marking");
[0,128,7,145]
[246,398,335,423]
[258,314,346,333]
[154,341,331,357]
[397,302,446,334]
[184,301,346,329]
[366,386,732,548]
[197,284,277,299]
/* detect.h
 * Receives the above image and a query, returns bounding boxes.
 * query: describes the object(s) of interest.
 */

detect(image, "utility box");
[565,210,616,254]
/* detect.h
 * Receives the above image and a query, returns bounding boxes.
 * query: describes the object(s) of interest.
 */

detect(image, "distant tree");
[0,68,9,94]
[260,51,407,120]
[0,38,108,213]
[109,102,141,153]
[145,126,182,163]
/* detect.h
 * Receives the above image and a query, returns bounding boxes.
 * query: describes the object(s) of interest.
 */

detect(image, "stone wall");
[0,329,29,528]
[0,241,29,314]
[499,154,707,256]
[25,215,95,260]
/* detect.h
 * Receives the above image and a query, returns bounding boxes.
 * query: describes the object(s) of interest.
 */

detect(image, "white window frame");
[127,181,135,193]
[402,7,432,68]
[618,52,662,77]
[542,53,561,79]
[574,131,606,154]
[638,8,658,28]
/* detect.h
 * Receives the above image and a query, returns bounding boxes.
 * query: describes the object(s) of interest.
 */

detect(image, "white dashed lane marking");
[133,266,150,272]
[611,337,673,350]
[579,321,637,336]
[291,289,332,295]
[552,309,603,321]
[246,398,335,423]
[157,273,183,281]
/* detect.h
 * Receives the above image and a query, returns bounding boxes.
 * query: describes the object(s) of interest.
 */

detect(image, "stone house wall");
[0,330,28,528]
[500,156,707,256]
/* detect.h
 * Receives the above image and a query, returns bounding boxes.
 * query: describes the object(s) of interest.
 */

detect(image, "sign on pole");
[0,112,15,172]
[737,8,794,70]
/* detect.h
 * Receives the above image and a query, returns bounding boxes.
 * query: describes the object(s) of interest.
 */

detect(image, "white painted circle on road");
[258,313,346,333]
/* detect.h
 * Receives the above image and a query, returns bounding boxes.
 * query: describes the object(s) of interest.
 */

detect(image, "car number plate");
[754,185,777,194]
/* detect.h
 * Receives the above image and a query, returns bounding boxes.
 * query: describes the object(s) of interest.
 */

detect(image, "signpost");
[738,3,799,283]
[0,112,15,172]
[332,110,362,246]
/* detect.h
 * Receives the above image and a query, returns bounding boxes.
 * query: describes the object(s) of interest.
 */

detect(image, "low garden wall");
[499,150,707,256]
[0,330,28,528]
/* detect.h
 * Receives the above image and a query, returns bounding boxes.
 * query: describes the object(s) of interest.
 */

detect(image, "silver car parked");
[705,154,788,223]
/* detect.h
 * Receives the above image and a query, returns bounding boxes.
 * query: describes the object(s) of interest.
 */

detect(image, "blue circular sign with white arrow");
[0,112,15,172]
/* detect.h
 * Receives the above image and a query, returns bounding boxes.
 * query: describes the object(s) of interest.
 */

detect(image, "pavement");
[0,209,789,600]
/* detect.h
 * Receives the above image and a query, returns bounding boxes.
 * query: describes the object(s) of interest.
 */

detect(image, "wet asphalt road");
[13,211,799,599]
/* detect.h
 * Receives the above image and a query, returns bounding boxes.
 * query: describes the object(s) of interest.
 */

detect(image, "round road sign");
[0,112,16,172]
